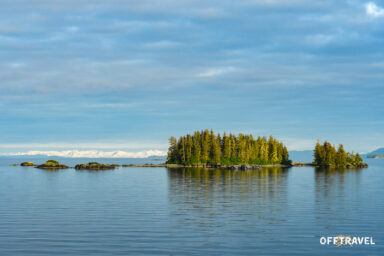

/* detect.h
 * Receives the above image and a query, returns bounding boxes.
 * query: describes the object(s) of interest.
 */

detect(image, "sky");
[0,0,384,156]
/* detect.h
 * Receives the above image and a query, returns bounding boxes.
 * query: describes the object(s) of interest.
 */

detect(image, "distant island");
[166,130,290,166]
[36,160,69,169]
[366,147,384,158]
[314,140,368,167]
[75,162,118,170]
[21,161,36,166]
[367,154,384,159]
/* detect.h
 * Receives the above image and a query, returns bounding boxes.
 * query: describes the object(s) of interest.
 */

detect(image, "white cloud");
[143,40,181,49]
[196,67,235,78]
[366,2,384,17]
[0,149,167,158]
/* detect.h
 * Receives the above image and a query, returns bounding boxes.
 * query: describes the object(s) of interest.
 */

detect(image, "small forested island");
[36,160,69,169]
[314,141,368,167]
[75,162,118,170]
[166,130,290,166]
[21,162,36,166]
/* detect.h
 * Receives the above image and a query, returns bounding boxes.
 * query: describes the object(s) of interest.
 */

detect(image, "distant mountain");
[368,148,384,155]
[366,148,384,158]
[0,150,167,158]
[289,150,313,163]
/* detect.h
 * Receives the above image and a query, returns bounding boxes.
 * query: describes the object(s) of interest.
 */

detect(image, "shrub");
[45,160,59,165]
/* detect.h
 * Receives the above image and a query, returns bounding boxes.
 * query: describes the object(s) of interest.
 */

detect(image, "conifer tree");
[314,140,322,165]
[167,136,177,163]
[192,131,201,164]
[212,134,221,164]
[282,146,289,164]
[222,132,231,162]
[336,144,347,166]
[355,153,363,164]
[201,129,210,163]
[268,136,278,163]
[185,135,192,164]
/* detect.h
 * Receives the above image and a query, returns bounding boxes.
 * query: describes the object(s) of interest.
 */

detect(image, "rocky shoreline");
[75,162,119,170]
[123,162,368,169]
[289,162,368,168]
[122,163,290,170]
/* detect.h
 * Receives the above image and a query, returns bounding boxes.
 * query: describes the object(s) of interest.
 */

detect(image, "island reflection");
[315,166,362,198]
[314,167,363,231]
[166,167,290,230]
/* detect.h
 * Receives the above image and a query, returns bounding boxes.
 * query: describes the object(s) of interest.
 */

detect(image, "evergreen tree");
[268,136,278,163]
[282,146,289,164]
[314,140,322,165]
[167,136,177,163]
[355,153,363,164]
[260,137,269,162]
[201,129,210,163]
[179,137,186,163]
[192,131,201,164]
[336,144,347,166]
[222,132,232,163]
[212,134,221,164]
[323,141,335,165]
[230,134,237,162]
[185,135,192,164]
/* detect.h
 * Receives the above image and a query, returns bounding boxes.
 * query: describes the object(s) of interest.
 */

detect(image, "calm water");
[0,158,383,255]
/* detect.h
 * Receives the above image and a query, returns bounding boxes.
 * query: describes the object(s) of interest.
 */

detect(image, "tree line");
[314,140,364,166]
[167,130,290,165]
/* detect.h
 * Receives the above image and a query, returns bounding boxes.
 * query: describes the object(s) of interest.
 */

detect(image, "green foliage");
[45,160,59,165]
[166,130,290,165]
[335,144,347,166]
[314,141,364,166]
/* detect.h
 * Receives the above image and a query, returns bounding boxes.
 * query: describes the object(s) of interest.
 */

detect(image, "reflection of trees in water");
[167,167,290,230]
[315,167,362,199]
[314,167,362,227]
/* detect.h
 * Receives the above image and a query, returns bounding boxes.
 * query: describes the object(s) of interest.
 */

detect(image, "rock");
[354,163,368,168]
[11,164,20,166]
[224,164,262,170]
[120,163,264,170]
[227,165,238,170]
[75,162,116,170]
[122,163,168,167]
[36,160,69,169]
[21,162,36,166]
[315,163,368,168]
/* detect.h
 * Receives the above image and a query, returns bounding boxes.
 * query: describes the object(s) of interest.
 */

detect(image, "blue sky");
[1,0,384,155]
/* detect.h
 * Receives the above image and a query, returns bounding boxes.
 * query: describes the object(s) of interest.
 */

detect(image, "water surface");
[0,158,383,255]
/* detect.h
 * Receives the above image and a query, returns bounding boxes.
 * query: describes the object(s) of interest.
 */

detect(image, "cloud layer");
[1,0,384,152]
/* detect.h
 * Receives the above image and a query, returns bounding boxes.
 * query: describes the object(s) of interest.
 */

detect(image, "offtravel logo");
[320,235,375,247]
